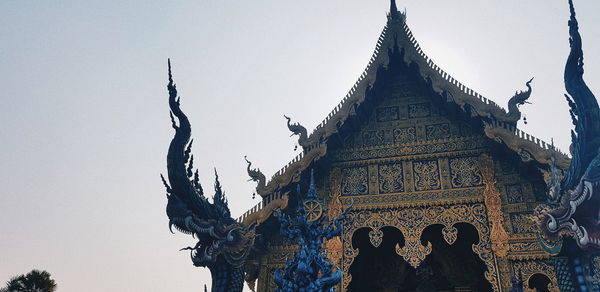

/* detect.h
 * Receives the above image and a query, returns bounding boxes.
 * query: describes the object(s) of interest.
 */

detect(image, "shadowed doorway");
[348,223,492,292]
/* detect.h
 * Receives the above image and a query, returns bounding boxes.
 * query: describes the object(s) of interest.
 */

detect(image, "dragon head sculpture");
[162,60,255,291]
[536,0,600,250]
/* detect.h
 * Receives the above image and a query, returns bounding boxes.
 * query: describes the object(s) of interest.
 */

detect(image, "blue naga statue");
[536,0,600,251]
[273,170,343,292]
[534,0,600,289]
[162,60,255,292]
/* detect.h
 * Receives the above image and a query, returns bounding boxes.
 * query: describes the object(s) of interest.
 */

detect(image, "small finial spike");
[389,0,400,19]
[167,58,173,83]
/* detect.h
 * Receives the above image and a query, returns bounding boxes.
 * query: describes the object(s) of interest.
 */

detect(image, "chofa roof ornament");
[284,115,309,151]
[244,155,267,199]
[506,77,533,127]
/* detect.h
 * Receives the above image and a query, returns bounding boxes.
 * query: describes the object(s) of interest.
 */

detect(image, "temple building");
[162,0,600,291]
[233,1,596,291]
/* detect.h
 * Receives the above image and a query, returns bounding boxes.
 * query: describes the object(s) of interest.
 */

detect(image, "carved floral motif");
[376,106,400,122]
[378,162,404,194]
[449,156,483,188]
[393,127,417,144]
[341,166,368,196]
[408,103,431,118]
[331,136,487,162]
[505,184,524,204]
[510,212,536,234]
[363,130,386,147]
[340,188,482,208]
[426,123,451,140]
[413,160,441,191]
[509,242,540,254]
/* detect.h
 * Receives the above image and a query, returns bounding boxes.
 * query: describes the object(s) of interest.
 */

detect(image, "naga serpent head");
[538,152,600,249]
[162,60,254,267]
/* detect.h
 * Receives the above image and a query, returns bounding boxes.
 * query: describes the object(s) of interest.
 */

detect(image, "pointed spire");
[566,0,583,78]
[212,168,231,217]
[389,0,400,20]
[307,169,317,199]
[167,58,173,84]
[213,169,225,204]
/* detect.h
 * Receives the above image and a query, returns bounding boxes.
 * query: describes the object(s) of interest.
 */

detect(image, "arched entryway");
[348,227,413,291]
[347,223,492,292]
[527,273,551,292]
[419,223,492,291]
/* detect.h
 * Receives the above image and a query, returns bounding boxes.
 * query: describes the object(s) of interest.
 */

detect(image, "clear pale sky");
[1,1,599,291]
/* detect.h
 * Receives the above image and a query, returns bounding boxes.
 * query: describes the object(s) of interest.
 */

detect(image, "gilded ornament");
[241,194,289,227]
[442,225,458,244]
[477,154,510,257]
[340,203,500,291]
[395,240,432,268]
[369,229,385,248]
[303,199,323,222]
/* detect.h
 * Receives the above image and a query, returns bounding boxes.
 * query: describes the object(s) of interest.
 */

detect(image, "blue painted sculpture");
[534,0,600,289]
[273,170,343,292]
[536,0,600,251]
[162,60,255,292]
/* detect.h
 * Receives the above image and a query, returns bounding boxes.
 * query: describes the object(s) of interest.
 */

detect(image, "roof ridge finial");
[389,0,400,20]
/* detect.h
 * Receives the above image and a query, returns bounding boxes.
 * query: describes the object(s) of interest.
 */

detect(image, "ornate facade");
[163,1,600,291]
[238,1,599,291]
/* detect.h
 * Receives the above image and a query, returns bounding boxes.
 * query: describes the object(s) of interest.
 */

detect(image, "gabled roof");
[240,1,569,214]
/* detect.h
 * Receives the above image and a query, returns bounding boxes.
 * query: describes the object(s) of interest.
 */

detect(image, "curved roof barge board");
[252,3,564,200]
[307,5,543,153]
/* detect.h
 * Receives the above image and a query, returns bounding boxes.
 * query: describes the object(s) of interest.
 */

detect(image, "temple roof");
[237,1,569,222]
